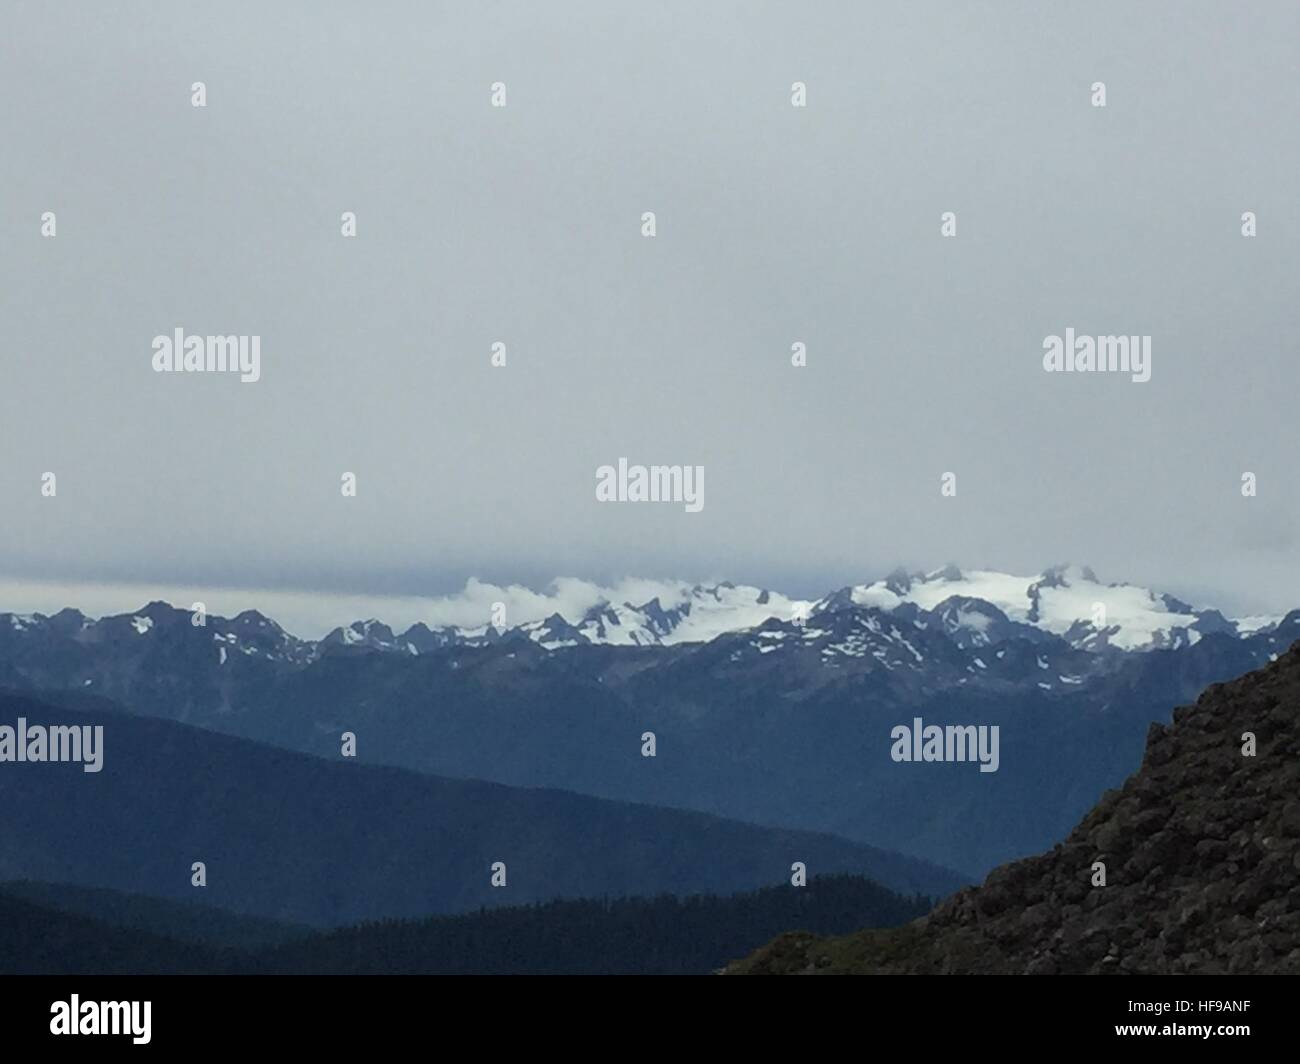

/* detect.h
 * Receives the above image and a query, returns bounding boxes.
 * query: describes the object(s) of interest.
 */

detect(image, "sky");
[2,0,1298,633]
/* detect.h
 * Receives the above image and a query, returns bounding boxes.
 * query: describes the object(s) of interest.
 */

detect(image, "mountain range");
[316,563,1288,653]
[2,565,1295,876]
[4,564,1283,660]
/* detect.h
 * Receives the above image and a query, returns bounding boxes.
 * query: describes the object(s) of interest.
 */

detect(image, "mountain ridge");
[0,690,965,924]
[725,642,1300,974]
[0,874,930,976]
[4,576,1298,877]
[3,564,1286,658]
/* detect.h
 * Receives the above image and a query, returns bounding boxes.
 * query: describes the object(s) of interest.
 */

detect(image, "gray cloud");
[2,0,1298,623]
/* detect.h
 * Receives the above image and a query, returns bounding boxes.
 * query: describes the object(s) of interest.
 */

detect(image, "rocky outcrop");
[729,643,1300,974]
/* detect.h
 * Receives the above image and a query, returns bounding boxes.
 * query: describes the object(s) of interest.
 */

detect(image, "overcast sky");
[2,0,1298,632]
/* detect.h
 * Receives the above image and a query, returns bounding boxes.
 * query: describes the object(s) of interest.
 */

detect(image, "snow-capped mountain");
[315,582,815,652]
[556,582,813,647]
[816,564,1269,653]
[364,564,1276,655]
[1,566,1283,666]
[3,568,1298,879]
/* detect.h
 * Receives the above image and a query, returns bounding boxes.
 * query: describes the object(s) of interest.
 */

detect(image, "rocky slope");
[727,641,1300,974]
